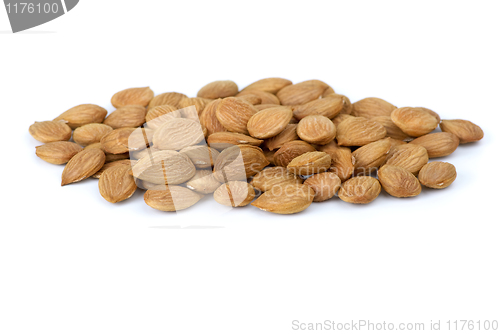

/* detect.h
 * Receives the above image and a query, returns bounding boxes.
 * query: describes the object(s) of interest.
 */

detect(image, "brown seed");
[338,176,381,204]
[292,95,344,120]
[111,87,154,108]
[199,99,227,136]
[254,103,282,111]
[439,119,484,144]
[73,123,113,146]
[178,97,212,115]
[297,115,336,145]
[264,124,299,151]
[241,77,293,94]
[391,107,438,137]
[418,161,457,189]
[103,105,147,129]
[336,116,387,146]
[251,183,315,214]
[287,151,331,176]
[213,181,255,207]
[29,121,72,143]
[144,186,202,211]
[273,140,316,167]
[318,141,355,182]
[148,92,187,109]
[236,94,261,105]
[179,145,220,169]
[61,148,106,186]
[371,115,411,141]
[213,145,269,182]
[145,104,180,126]
[384,144,429,174]
[247,106,293,139]
[207,132,263,151]
[101,127,151,154]
[197,80,239,99]
[417,107,441,123]
[409,132,459,158]
[304,172,341,202]
[53,104,108,129]
[132,150,196,185]
[35,141,83,165]
[321,86,336,98]
[186,169,222,194]
[332,114,354,127]
[98,164,137,203]
[92,159,134,178]
[263,149,275,166]
[250,166,303,192]
[84,142,130,162]
[352,97,396,118]
[215,97,258,134]
[130,147,160,160]
[378,165,421,197]
[352,138,392,175]
[237,90,280,105]
[276,79,329,105]
[153,118,205,151]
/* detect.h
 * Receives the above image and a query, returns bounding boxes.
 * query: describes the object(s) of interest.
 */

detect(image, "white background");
[1,1,500,333]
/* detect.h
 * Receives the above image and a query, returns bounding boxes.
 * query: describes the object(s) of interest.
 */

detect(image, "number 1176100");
[6,2,60,14]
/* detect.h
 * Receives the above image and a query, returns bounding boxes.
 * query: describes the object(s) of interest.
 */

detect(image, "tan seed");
[61,148,106,186]
[197,80,238,99]
[292,95,344,120]
[73,123,113,146]
[98,164,137,203]
[29,121,72,143]
[338,176,381,204]
[418,161,457,189]
[264,124,299,151]
[409,132,459,158]
[384,144,429,174]
[297,115,336,145]
[35,141,83,165]
[186,170,222,194]
[103,105,147,129]
[439,119,484,144]
[391,107,438,137]
[276,79,329,105]
[153,118,205,151]
[378,165,421,197]
[304,172,341,202]
[250,166,303,192]
[241,77,292,94]
[132,150,196,185]
[214,181,255,207]
[148,92,187,109]
[251,183,315,214]
[144,186,202,211]
[352,97,396,118]
[273,140,316,167]
[215,97,258,134]
[54,104,108,129]
[352,138,392,176]
[287,151,331,176]
[336,116,387,146]
[111,87,154,108]
[247,106,293,139]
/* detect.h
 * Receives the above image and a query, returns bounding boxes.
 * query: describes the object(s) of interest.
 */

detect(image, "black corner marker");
[4,0,79,33]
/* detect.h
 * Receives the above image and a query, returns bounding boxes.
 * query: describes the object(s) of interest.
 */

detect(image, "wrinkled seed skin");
[352,97,396,119]
[296,115,336,145]
[213,181,255,207]
[273,140,316,167]
[216,97,258,134]
[336,117,387,146]
[287,151,332,176]
[241,77,293,94]
[98,165,137,203]
[247,106,293,139]
[35,141,83,165]
[378,165,421,198]
[418,161,457,189]
[61,148,106,186]
[250,166,303,192]
[111,87,154,108]
[148,92,187,109]
[197,80,239,99]
[276,80,329,105]
[440,119,484,144]
[144,186,202,211]
[304,172,341,202]
[73,123,113,146]
[384,144,429,174]
[53,104,108,129]
[251,184,315,214]
[391,107,438,137]
[29,121,72,143]
[338,176,381,204]
[409,132,459,158]
[352,138,391,176]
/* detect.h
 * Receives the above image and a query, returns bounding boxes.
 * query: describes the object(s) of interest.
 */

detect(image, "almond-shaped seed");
[216,97,258,134]
[250,166,303,192]
[148,92,187,109]
[103,105,147,129]
[251,183,315,214]
[338,176,381,204]
[264,124,299,151]
[29,121,72,143]
[241,77,293,94]
[73,123,113,146]
[213,145,269,182]
[382,138,408,165]
[153,118,205,151]
[336,116,387,146]
[145,104,181,127]
[318,141,354,182]
[384,144,429,174]
[371,116,411,141]
[130,147,161,160]
[197,80,239,99]
[332,94,353,115]
[179,145,219,169]
[236,94,261,105]
[287,151,331,176]
[199,99,226,136]
[274,140,316,167]
[144,186,202,211]
[418,161,457,189]
[292,95,344,120]
[352,97,396,118]
[247,106,293,139]
[391,107,439,137]
[84,142,130,162]
[254,103,281,111]
[276,80,329,105]
[321,86,336,98]
[304,172,341,202]
[35,141,82,164]
[101,127,151,154]
[178,97,212,115]
[214,181,255,207]
[98,164,137,203]
[409,132,459,158]
[61,148,105,186]
[186,169,222,194]
[237,90,280,104]
[297,115,336,145]
[207,132,263,151]
[92,159,134,178]
[439,119,484,144]
[352,138,392,176]
[132,150,196,185]
[111,87,154,108]
[417,107,441,123]
[54,104,108,129]
[378,165,421,197]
